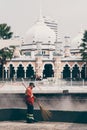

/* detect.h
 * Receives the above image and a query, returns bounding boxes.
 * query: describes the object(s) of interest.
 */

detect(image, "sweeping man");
[25,82,37,123]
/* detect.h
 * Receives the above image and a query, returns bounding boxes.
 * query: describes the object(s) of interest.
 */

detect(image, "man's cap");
[29,82,35,87]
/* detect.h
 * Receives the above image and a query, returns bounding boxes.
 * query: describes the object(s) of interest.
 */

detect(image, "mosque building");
[0,14,86,81]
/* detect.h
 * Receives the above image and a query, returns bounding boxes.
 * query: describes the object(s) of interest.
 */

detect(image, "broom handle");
[21,78,27,89]
[22,82,27,89]
[35,97,41,106]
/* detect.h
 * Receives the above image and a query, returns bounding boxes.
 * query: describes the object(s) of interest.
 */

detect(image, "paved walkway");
[0,81,87,93]
[0,121,87,130]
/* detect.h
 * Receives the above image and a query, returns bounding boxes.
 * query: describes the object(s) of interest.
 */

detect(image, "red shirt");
[25,87,34,105]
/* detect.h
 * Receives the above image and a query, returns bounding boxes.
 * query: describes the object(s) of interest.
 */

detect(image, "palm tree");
[0,23,13,80]
[0,23,13,39]
[80,30,87,79]
[0,47,14,80]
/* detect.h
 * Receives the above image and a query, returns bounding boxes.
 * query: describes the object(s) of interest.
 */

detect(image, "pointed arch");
[72,62,80,68]
[42,62,54,70]
[81,64,86,79]
[0,64,6,79]
[7,64,15,79]
[63,64,70,79]
[43,64,54,78]
[17,62,25,68]
[72,64,80,79]
[17,64,24,78]
[26,64,35,79]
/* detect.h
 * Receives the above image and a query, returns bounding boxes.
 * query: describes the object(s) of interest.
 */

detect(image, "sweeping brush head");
[39,103,52,121]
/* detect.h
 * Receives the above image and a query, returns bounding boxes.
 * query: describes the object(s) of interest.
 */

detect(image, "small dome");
[25,17,56,44]
[71,30,84,49]
[13,48,21,58]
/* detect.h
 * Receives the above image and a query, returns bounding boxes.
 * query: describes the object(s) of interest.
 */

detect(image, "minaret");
[35,40,43,78]
[54,38,62,55]
[64,36,71,57]
[36,40,42,54]
[53,39,62,79]
[34,0,43,78]
[38,0,44,23]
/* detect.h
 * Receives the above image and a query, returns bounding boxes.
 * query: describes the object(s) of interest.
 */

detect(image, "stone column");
[14,68,17,80]
[53,54,62,79]
[35,54,43,78]
[5,68,8,79]
[64,36,71,57]
[31,51,35,59]
[24,68,26,79]
[70,69,72,79]
[79,72,81,79]
[49,51,53,59]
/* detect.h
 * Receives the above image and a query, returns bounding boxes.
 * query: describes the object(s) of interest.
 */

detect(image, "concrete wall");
[0,109,87,123]
[0,93,87,123]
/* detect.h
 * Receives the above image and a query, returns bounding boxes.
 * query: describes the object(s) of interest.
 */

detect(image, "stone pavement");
[1,81,87,93]
[0,121,87,130]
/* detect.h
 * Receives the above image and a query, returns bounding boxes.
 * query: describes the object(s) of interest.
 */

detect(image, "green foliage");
[80,30,87,61]
[79,30,87,79]
[0,47,14,64]
[0,47,14,80]
[0,23,13,39]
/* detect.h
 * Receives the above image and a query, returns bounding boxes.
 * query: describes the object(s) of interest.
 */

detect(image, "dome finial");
[39,0,44,23]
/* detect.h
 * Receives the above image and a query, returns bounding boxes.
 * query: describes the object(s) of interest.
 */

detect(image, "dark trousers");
[26,103,34,123]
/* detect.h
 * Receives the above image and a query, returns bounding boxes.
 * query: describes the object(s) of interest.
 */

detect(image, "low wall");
[0,93,87,123]
[0,109,87,123]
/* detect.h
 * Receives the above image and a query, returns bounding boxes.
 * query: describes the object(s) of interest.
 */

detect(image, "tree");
[0,47,14,80]
[0,23,13,39]
[80,30,87,79]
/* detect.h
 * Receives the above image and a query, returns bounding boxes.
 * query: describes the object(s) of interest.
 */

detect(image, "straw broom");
[35,99,52,121]
[21,78,52,121]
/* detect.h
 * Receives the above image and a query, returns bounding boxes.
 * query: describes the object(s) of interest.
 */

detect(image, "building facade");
[0,15,86,81]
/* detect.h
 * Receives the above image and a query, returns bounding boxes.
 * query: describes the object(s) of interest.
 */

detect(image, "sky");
[0,0,87,41]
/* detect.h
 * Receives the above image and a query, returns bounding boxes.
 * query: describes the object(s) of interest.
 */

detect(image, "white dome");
[71,31,84,49]
[25,18,56,44]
